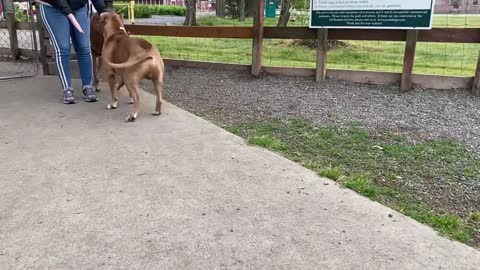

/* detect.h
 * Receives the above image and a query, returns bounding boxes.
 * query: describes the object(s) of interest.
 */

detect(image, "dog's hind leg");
[96,57,103,91]
[93,55,101,92]
[116,77,134,104]
[152,79,163,116]
[125,80,140,122]
[106,70,119,110]
[116,77,124,92]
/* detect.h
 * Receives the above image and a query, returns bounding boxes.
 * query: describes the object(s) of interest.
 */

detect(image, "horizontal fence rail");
[6,22,478,43]
[124,25,480,43]
[124,25,254,38]
[121,24,480,94]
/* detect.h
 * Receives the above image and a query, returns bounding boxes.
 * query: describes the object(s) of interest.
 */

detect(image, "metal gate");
[0,0,39,80]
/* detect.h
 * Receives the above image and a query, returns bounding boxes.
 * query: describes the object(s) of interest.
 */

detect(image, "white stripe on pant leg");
[87,50,93,87]
[39,5,68,89]
[40,5,68,89]
[40,5,69,90]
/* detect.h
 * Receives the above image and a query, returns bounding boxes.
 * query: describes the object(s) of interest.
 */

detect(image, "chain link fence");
[0,0,39,80]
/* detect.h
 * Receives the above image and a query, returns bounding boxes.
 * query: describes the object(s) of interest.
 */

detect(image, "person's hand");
[67,13,84,33]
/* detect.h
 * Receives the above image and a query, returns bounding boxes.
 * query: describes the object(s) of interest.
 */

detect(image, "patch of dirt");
[279,39,352,50]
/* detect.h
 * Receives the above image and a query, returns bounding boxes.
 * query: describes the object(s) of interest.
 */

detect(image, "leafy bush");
[114,4,186,19]
[14,3,30,22]
[294,0,309,9]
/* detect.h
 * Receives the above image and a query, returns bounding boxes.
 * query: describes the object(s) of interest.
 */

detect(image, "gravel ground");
[141,66,480,217]
[148,67,480,152]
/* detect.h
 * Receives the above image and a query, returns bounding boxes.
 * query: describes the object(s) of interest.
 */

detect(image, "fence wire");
[141,36,251,65]
[0,0,38,80]
[260,4,480,79]
[414,1,480,77]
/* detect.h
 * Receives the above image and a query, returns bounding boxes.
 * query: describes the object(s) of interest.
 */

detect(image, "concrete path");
[0,76,479,270]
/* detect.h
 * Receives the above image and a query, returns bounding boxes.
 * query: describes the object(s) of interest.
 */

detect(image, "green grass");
[143,35,480,76]
[470,212,480,222]
[228,118,480,247]
[248,135,290,151]
[318,166,342,180]
[343,174,383,201]
[434,14,480,28]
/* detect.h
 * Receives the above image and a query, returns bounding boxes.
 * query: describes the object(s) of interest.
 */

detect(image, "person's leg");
[71,5,98,102]
[38,4,76,104]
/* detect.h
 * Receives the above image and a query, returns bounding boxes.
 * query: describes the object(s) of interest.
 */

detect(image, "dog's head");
[90,13,105,55]
[100,12,126,39]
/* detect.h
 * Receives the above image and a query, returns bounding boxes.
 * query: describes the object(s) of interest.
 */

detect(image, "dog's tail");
[101,49,153,69]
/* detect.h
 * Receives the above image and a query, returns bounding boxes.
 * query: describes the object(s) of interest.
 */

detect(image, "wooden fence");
[2,0,480,95]
[120,24,480,94]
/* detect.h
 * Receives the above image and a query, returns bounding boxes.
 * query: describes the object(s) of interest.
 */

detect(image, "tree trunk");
[184,0,192,25]
[277,0,292,27]
[216,0,226,17]
[184,0,197,26]
[216,0,221,17]
[192,0,197,25]
[239,0,246,21]
[247,0,255,17]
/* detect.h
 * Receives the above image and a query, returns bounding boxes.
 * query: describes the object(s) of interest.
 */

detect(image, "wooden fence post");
[400,30,418,92]
[251,0,264,76]
[471,51,480,96]
[315,28,328,83]
[6,12,20,60]
[37,21,51,75]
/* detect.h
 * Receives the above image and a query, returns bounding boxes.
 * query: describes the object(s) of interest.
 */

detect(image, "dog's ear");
[99,12,109,24]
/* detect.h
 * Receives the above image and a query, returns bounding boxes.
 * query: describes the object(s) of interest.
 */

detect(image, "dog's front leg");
[106,70,119,110]
[152,79,163,116]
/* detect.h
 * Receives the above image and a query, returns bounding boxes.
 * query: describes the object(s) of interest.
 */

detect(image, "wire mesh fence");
[28,0,480,82]
[0,0,39,79]
[275,2,480,78]
[127,2,480,81]
[141,36,252,64]
[414,0,480,77]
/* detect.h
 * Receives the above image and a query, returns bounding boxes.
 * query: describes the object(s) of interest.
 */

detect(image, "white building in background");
[134,0,214,11]
[435,0,480,13]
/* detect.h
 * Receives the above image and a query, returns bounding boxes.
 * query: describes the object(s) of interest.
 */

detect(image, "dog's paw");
[125,115,136,122]
[95,87,101,92]
[128,97,134,104]
[152,111,161,116]
[107,104,117,110]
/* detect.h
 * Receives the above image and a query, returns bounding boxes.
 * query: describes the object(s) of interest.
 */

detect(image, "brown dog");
[90,13,133,103]
[100,12,165,122]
